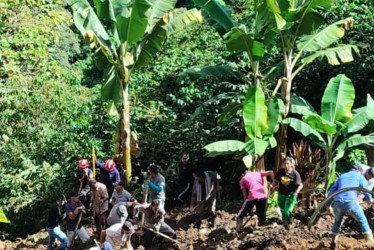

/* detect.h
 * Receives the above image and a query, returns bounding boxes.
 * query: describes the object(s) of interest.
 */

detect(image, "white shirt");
[360,164,374,190]
[105,223,130,249]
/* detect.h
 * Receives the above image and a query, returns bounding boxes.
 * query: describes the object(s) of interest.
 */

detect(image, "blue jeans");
[102,242,113,250]
[47,226,68,250]
[332,200,371,234]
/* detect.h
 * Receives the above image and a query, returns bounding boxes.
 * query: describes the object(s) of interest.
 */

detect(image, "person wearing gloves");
[134,200,176,247]
[147,164,166,210]
[272,157,303,229]
[327,165,374,248]
[100,221,135,250]
[96,159,121,197]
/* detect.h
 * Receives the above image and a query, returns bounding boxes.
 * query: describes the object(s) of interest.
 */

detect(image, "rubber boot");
[331,233,339,249]
[236,217,243,233]
[363,232,374,243]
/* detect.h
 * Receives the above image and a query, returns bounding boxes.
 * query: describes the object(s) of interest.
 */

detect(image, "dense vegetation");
[0,0,373,238]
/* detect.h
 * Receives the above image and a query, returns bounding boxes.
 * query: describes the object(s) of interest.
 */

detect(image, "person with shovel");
[327,165,374,248]
[134,199,177,247]
[47,195,68,250]
[147,164,166,210]
[236,169,275,232]
[90,179,109,235]
[76,159,93,207]
[65,191,90,247]
[189,170,221,229]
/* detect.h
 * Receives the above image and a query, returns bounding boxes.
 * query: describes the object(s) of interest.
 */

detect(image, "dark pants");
[94,212,107,234]
[238,198,267,225]
[142,222,176,247]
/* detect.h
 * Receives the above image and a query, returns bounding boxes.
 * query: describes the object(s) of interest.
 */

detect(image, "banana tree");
[205,86,284,168]
[257,0,360,171]
[67,0,202,184]
[284,74,374,194]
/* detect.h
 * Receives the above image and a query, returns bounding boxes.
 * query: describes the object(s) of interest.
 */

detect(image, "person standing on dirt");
[89,179,109,235]
[100,221,135,250]
[134,199,176,247]
[110,181,136,205]
[77,159,93,207]
[272,157,303,229]
[47,195,68,250]
[147,163,166,210]
[189,170,221,228]
[327,166,374,247]
[65,191,90,247]
[175,154,195,206]
[96,159,121,197]
[236,170,275,232]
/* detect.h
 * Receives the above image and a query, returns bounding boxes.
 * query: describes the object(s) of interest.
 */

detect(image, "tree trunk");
[365,145,374,166]
[121,84,132,186]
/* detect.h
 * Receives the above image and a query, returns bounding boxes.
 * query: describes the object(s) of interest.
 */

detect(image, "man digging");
[189,170,221,229]
[327,165,374,248]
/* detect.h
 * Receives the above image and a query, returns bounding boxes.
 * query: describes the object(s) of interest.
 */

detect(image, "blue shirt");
[96,160,121,185]
[328,170,372,202]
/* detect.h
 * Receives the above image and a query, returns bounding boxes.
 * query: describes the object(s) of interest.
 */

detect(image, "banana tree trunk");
[121,83,132,186]
[365,145,374,166]
[274,64,292,172]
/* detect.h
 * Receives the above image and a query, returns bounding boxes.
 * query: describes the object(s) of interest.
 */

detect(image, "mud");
[1,206,374,249]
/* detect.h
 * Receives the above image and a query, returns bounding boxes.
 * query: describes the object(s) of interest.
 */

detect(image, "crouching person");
[135,200,176,247]
[327,165,374,248]
[65,192,90,246]
[190,170,221,229]
[100,221,135,250]
[47,195,68,250]
[107,201,137,227]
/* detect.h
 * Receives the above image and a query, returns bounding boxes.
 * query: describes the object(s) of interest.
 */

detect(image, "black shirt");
[47,202,62,229]
[177,162,194,186]
[275,168,302,195]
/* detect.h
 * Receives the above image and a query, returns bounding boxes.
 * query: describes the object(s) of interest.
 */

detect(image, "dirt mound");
[2,206,374,249]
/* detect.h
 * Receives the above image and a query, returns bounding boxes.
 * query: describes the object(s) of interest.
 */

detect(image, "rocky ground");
[2,204,374,250]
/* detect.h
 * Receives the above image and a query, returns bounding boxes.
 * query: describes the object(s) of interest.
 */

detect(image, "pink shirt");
[240,172,266,201]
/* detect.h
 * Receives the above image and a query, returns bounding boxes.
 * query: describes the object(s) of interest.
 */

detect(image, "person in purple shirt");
[96,159,121,197]
[327,165,374,247]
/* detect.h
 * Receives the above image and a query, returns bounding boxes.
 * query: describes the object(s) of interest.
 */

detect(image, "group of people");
[236,157,303,232]
[237,156,374,248]
[46,153,374,249]
[46,154,221,250]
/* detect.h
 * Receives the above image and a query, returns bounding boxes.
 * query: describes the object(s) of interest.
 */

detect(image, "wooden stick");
[68,211,82,249]
[94,239,101,248]
[78,180,84,194]
[143,226,180,244]
[92,146,96,178]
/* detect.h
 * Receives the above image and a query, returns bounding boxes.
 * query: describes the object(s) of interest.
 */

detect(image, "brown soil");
[1,205,374,250]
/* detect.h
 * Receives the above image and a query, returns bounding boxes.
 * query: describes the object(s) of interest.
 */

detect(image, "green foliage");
[0,0,115,237]
[336,148,367,174]
[286,74,374,192]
